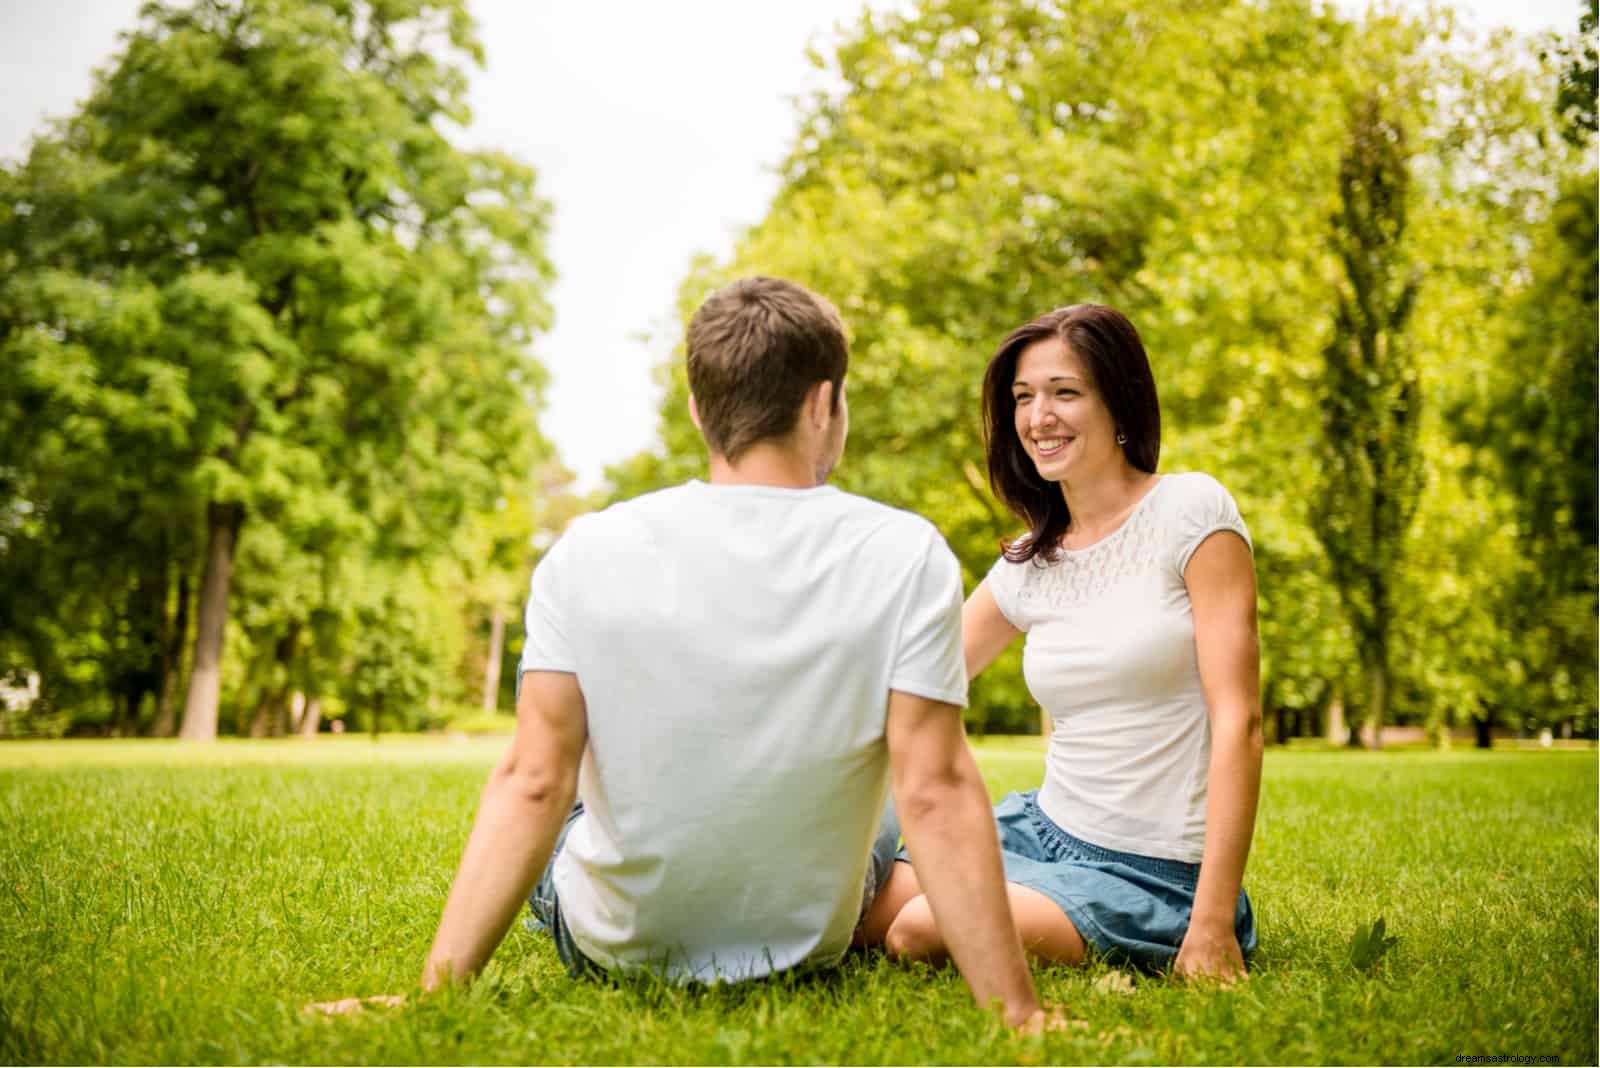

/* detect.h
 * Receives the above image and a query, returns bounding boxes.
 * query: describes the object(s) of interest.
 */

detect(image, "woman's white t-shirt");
[985,472,1250,863]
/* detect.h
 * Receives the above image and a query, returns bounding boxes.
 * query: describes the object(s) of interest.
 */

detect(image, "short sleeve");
[889,531,968,708]
[519,527,578,675]
[1173,475,1252,579]
[983,548,1032,632]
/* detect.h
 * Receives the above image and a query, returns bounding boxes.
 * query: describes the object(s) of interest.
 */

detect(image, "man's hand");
[1172,920,1246,984]
[303,994,406,1016]
[1014,1002,1080,1035]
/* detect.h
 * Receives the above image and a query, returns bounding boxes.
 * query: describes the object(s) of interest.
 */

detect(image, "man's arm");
[420,670,588,990]
[887,689,1041,1028]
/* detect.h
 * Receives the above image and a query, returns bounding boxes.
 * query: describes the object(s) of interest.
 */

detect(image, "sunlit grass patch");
[0,740,1593,1064]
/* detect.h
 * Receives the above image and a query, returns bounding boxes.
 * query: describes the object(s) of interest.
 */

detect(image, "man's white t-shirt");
[519,479,966,983]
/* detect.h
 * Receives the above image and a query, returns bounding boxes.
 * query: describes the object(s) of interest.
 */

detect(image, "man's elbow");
[894,764,981,828]
[485,756,573,809]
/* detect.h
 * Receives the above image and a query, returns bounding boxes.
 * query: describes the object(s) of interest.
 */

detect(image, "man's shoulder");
[823,489,948,552]
[559,483,949,563]
[558,483,691,540]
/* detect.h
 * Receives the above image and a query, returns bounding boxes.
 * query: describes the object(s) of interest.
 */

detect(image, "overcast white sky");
[0,0,1580,489]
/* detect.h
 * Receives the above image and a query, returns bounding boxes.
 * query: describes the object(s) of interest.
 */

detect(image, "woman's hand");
[1173,921,1246,985]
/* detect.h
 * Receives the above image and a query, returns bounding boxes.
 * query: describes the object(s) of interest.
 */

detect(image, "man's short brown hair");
[685,277,848,462]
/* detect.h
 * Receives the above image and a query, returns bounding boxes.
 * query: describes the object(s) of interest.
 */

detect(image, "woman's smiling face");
[1011,336,1121,483]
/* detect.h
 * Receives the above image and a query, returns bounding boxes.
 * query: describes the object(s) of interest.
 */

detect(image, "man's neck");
[706,443,821,489]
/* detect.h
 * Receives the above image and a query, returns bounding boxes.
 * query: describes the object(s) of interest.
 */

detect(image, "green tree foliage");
[1311,94,1423,749]
[0,0,555,737]
[1446,5,1599,742]
[608,0,1585,736]
[1556,0,1598,145]
[449,461,591,717]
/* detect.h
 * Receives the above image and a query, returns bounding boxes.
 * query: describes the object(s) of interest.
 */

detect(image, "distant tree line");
[0,0,580,739]
[608,0,1599,745]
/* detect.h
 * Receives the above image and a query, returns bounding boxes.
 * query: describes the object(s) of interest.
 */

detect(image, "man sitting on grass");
[317,276,1053,1030]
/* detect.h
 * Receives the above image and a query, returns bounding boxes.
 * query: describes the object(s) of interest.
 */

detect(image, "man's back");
[519,479,965,981]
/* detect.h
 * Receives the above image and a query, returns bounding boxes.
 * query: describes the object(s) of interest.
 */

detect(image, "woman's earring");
[1116,432,1127,445]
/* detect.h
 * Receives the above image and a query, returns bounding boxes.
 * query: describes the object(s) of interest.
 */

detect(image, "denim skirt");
[995,790,1257,972]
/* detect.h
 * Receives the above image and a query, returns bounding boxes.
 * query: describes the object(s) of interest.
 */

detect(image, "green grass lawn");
[0,738,1594,1065]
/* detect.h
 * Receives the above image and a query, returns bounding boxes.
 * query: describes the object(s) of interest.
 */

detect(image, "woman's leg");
[884,882,1088,966]
[855,860,925,947]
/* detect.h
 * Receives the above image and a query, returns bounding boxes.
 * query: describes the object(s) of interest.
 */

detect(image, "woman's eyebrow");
[1013,375,1084,387]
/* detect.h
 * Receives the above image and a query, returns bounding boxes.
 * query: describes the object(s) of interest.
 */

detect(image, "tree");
[0,0,555,738]
[1310,94,1424,749]
[1446,2,1600,743]
[608,0,1375,732]
[606,0,1573,737]
[453,461,588,716]
[1556,0,1598,147]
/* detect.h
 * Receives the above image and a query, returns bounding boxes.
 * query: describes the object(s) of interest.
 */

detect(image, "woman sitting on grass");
[863,303,1262,981]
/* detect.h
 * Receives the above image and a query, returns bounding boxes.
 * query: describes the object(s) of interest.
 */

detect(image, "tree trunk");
[481,606,506,713]
[1325,684,1347,746]
[178,502,244,741]
[122,559,165,736]
[247,693,273,738]
[1473,709,1494,749]
[1363,662,1387,750]
[247,625,300,738]
[111,691,134,737]
[273,626,300,735]
[152,572,191,737]
[298,696,323,737]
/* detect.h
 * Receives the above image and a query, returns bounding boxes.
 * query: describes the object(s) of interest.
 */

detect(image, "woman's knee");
[1008,884,1088,966]
[883,896,946,961]
[857,861,921,948]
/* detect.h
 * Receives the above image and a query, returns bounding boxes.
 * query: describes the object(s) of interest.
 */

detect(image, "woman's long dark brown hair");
[982,304,1161,564]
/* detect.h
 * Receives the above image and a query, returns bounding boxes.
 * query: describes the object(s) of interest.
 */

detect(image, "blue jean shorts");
[991,790,1257,972]
[525,802,601,977]
[526,799,906,978]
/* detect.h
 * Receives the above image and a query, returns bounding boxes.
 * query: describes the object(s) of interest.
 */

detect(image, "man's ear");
[688,392,702,431]
[806,380,835,430]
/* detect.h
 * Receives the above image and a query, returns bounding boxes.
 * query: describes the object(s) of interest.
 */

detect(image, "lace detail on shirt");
[1015,493,1167,607]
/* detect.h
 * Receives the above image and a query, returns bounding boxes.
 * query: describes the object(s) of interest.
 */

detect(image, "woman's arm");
[1176,530,1263,982]
[963,580,1022,681]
